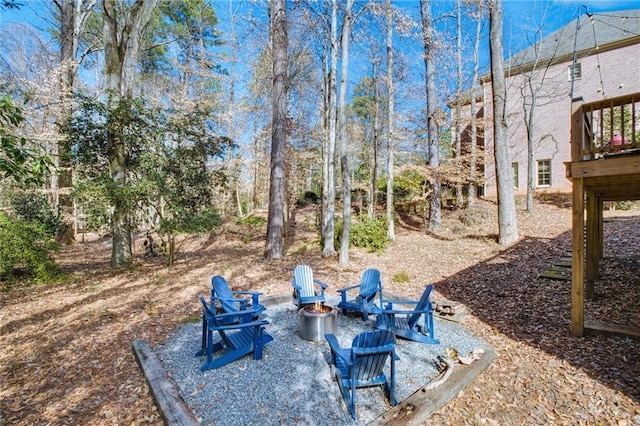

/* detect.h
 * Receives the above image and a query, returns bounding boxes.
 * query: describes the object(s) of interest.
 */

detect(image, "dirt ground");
[1,196,639,425]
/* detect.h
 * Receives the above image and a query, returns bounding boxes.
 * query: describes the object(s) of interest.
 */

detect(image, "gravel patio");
[153,295,493,425]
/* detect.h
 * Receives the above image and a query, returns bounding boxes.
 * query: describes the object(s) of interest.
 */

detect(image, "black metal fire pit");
[298,304,338,341]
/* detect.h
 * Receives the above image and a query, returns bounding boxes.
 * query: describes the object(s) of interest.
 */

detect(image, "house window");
[568,62,582,81]
[537,160,551,186]
[512,162,519,189]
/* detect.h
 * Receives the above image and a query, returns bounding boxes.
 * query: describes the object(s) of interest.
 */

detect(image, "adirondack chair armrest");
[359,288,380,299]
[383,298,418,305]
[314,279,328,289]
[379,306,426,316]
[213,295,251,310]
[200,296,215,316]
[210,318,269,332]
[325,334,353,365]
[213,307,264,321]
[232,290,263,299]
[336,283,360,294]
[231,290,263,306]
[231,290,264,296]
[381,299,418,311]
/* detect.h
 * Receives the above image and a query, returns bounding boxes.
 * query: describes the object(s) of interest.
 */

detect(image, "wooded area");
[0,0,519,277]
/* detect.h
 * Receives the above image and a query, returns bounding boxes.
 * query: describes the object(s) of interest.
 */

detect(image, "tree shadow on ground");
[396,210,424,231]
[433,228,640,404]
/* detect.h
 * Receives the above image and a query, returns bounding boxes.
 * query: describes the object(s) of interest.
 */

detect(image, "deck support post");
[571,177,585,337]
[586,191,597,299]
[597,198,604,260]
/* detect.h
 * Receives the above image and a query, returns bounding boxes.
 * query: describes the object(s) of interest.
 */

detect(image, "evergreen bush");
[0,211,59,285]
[296,191,320,206]
[335,216,389,253]
[235,215,267,226]
[12,192,63,237]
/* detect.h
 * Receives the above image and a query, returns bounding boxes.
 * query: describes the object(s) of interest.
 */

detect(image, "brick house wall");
[479,15,640,198]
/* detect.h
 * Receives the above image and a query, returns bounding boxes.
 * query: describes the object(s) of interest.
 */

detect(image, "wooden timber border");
[132,339,199,426]
[370,347,496,425]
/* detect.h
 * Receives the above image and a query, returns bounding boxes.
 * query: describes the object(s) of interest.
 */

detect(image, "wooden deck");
[566,93,640,339]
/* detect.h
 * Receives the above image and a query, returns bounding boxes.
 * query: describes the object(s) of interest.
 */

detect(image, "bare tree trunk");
[235,180,243,216]
[102,0,156,268]
[368,61,379,220]
[522,26,556,213]
[250,134,258,211]
[525,79,536,212]
[322,0,338,257]
[385,0,395,241]
[421,0,441,232]
[227,0,244,217]
[265,0,288,259]
[454,0,463,208]
[338,0,353,266]
[489,0,518,245]
[468,8,482,208]
[322,39,330,237]
[56,0,96,244]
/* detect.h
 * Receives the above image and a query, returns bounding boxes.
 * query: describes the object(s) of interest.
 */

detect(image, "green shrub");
[71,178,111,232]
[235,215,267,226]
[296,191,320,207]
[12,192,63,237]
[161,208,221,234]
[0,211,59,285]
[613,200,638,211]
[336,216,389,253]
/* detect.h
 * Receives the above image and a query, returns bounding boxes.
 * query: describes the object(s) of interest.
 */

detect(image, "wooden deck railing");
[571,94,640,162]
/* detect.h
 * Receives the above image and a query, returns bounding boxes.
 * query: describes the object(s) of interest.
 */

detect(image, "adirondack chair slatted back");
[293,265,315,298]
[326,329,397,419]
[359,269,381,298]
[336,268,382,320]
[212,275,238,313]
[407,284,434,328]
[352,329,394,382]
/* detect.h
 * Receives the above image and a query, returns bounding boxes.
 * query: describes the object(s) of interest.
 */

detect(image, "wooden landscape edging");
[370,347,496,426]
[584,321,640,341]
[132,339,199,426]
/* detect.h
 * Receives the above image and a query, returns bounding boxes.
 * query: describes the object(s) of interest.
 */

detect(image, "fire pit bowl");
[298,304,338,341]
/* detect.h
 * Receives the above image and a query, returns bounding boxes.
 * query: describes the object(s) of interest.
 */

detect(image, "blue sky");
[2,1,638,46]
[2,1,638,65]
[1,0,637,151]
[1,0,638,100]
[503,0,640,51]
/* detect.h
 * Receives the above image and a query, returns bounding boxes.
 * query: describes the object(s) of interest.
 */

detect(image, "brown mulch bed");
[1,197,639,425]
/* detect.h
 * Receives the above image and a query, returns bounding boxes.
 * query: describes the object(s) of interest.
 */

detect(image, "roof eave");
[479,36,640,84]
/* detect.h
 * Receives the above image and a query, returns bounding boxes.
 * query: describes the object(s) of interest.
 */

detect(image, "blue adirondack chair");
[336,268,383,321]
[291,264,327,308]
[375,284,439,345]
[325,329,398,419]
[211,275,266,324]
[197,296,273,371]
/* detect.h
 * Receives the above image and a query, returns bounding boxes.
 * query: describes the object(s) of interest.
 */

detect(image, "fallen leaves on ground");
[0,197,638,425]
